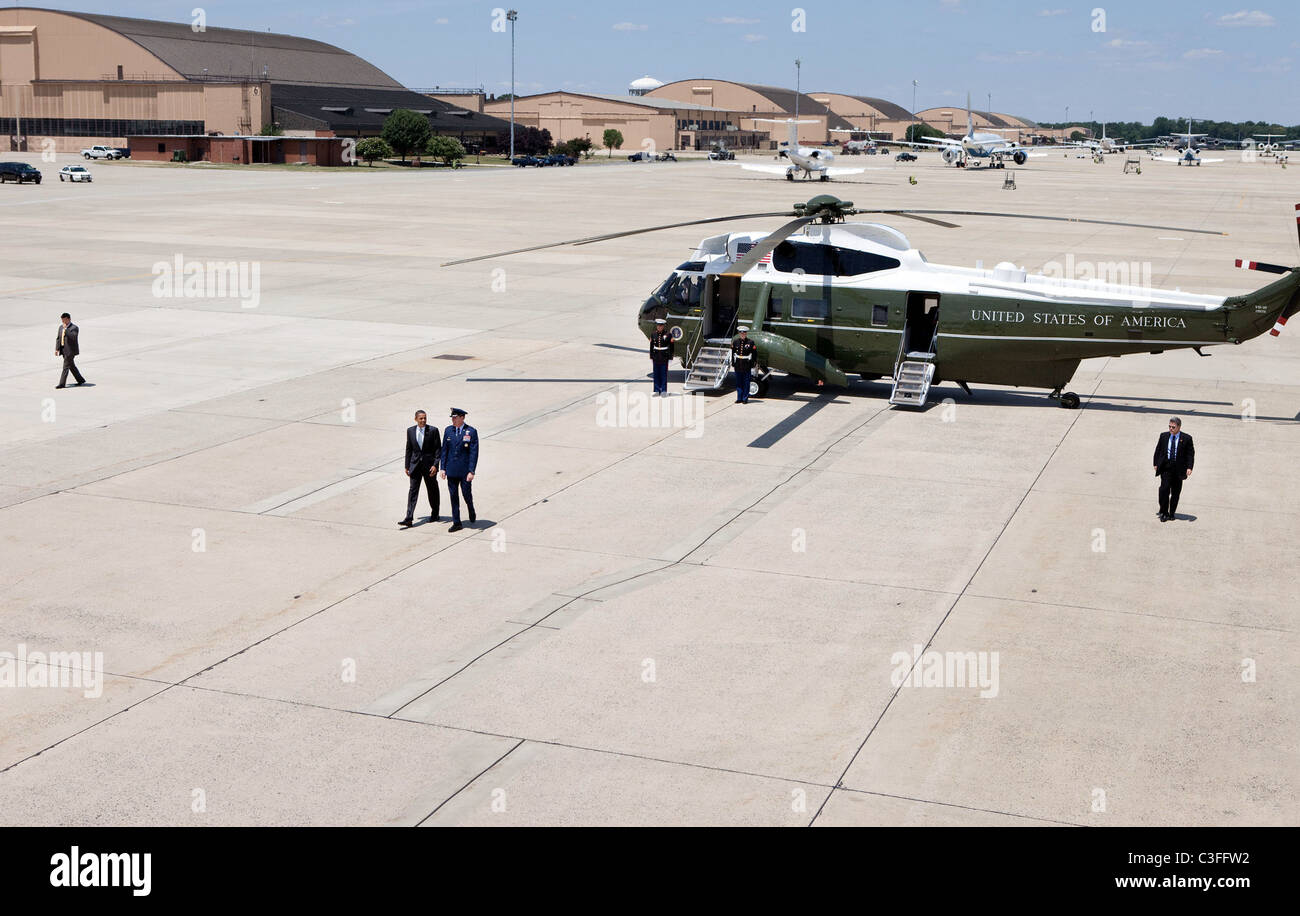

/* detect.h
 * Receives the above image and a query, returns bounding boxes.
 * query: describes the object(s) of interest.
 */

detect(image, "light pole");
[794,58,801,119]
[912,79,918,143]
[1065,105,1069,141]
[507,9,518,159]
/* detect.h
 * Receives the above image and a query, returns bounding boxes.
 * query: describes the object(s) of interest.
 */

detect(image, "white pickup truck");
[81,145,124,160]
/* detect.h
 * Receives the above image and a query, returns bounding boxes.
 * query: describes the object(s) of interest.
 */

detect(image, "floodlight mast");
[508,9,518,160]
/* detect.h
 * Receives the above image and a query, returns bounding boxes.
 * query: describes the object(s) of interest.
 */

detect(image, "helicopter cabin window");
[768,294,784,319]
[771,240,901,276]
[872,304,889,326]
[791,297,829,321]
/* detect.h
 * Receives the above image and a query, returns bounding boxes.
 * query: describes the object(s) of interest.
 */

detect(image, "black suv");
[0,162,42,184]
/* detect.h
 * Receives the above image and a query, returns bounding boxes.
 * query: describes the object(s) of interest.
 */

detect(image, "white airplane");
[829,128,877,154]
[1247,134,1289,157]
[878,93,1045,168]
[739,119,867,181]
[1150,121,1225,166]
[1065,122,1141,154]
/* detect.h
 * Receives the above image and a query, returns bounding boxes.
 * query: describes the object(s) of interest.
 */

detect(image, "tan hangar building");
[645,79,856,145]
[483,91,769,152]
[0,7,509,153]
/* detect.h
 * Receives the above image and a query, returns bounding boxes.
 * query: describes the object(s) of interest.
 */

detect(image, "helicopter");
[443,196,1299,409]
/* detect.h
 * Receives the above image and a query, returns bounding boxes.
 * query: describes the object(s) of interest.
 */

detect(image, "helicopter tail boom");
[1223,264,1300,341]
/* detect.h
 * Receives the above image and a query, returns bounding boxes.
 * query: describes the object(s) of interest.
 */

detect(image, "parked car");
[0,161,42,184]
[59,164,93,182]
[511,155,541,167]
[895,152,918,162]
[627,150,652,161]
[543,154,575,166]
[708,149,735,160]
[655,152,677,162]
[81,145,123,160]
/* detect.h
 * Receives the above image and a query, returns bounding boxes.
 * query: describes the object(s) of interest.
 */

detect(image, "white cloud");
[1215,10,1276,27]
[742,33,767,42]
[612,22,648,31]
[708,17,760,24]
[435,17,448,25]
[1183,47,1224,59]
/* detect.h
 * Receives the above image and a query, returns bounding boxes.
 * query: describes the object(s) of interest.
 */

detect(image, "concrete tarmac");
[0,149,1295,825]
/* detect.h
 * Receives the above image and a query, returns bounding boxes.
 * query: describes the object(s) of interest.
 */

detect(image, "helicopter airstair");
[684,339,733,391]
[889,325,938,407]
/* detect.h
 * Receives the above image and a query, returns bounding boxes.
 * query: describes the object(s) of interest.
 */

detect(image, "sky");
[28,1,1299,124]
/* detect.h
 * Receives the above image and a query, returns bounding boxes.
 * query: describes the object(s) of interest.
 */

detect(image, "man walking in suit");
[1153,417,1194,522]
[399,410,440,527]
[54,312,86,389]
[440,407,478,532]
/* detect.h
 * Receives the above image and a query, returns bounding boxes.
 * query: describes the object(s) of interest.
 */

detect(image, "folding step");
[889,359,936,407]
[683,343,734,392]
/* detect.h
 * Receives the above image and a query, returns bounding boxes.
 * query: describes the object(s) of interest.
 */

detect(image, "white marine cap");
[654,318,666,324]
[737,325,749,332]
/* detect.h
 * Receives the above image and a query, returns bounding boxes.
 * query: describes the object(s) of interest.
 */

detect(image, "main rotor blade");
[440,210,793,266]
[862,210,962,229]
[723,215,820,277]
[859,209,1227,236]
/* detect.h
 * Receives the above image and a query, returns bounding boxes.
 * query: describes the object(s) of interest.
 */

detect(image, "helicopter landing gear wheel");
[819,173,829,181]
[752,369,771,398]
[785,171,794,181]
[1059,391,1081,409]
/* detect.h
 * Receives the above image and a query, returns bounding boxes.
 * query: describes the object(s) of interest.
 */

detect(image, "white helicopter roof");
[683,220,1225,312]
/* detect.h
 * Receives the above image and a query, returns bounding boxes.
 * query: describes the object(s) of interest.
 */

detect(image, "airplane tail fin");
[788,119,799,149]
[967,92,974,137]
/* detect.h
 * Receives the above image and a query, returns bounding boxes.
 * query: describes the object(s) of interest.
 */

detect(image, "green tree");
[426,135,466,166]
[603,128,624,157]
[904,123,944,143]
[260,122,283,136]
[354,137,392,166]
[381,109,432,163]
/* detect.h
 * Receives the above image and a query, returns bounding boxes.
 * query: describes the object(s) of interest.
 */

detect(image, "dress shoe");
[55,384,66,389]
[449,522,464,532]
[1159,513,1168,522]
[398,518,413,527]
[468,510,476,523]
[75,380,88,386]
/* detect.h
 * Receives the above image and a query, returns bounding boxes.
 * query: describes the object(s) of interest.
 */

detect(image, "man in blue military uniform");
[649,318,673,396]
[440,407,478,532]
[732,326,756,403]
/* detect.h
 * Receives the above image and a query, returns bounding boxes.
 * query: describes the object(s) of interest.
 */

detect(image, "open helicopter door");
[684,274,739,391]
[890,292,940,408]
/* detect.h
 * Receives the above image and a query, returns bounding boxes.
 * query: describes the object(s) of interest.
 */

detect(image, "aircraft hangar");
[0,7,509,153]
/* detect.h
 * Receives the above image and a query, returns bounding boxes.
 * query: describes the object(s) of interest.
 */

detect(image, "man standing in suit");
[399,409,440,527]
[54,312,86,389]
[440,407,478,532]
[1153,417,1194,522]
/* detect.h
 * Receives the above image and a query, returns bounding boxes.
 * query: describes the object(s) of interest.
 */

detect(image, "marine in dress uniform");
[732,326,757,403]
[649,318,674,396]
[54,313,86,389]
[1153,417,1194,522]
[440,408,478,532]
[399,409,440,527]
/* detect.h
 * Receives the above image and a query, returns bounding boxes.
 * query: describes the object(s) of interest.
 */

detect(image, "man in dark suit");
[54,312,86,389]
[399,410,440,527]
[440,407,478,532]
[1153,417,1194,522]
